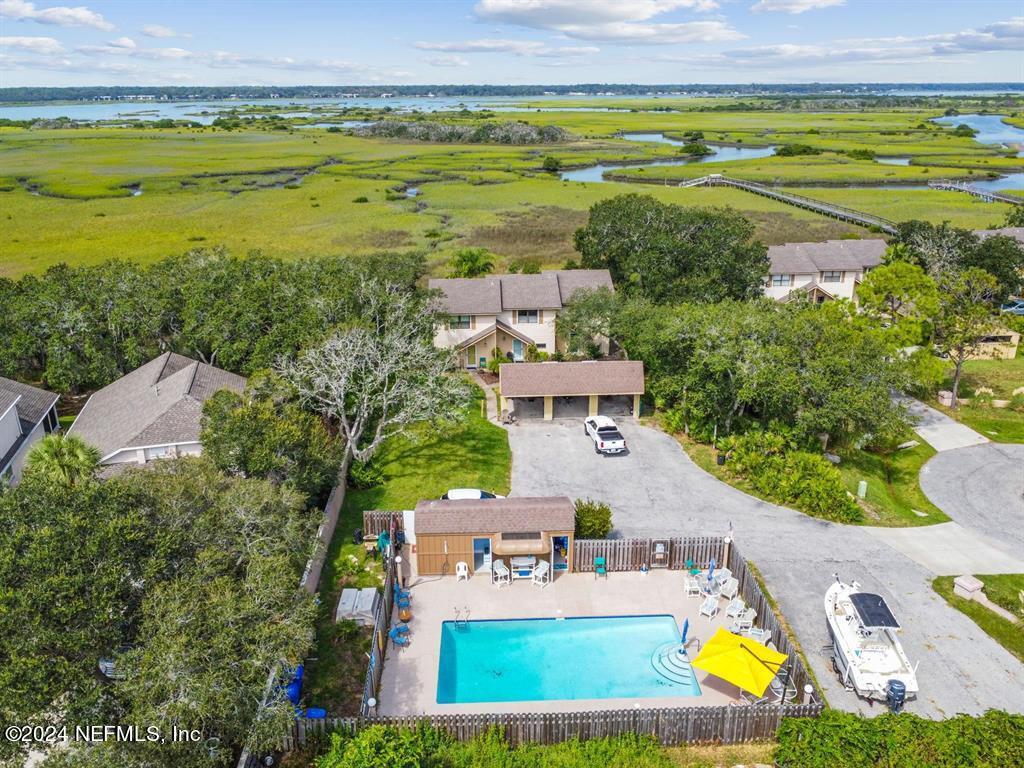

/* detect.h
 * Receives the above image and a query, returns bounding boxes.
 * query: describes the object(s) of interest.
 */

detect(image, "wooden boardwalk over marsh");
[927,179,1023,204]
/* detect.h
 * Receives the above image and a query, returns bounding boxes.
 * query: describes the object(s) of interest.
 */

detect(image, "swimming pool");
[436,614,701,704]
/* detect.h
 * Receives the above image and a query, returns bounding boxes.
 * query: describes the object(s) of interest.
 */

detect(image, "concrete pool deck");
[376,570,749,715]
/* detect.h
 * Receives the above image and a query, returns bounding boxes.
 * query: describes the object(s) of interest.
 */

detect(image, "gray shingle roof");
[429,270,613,315]
[68,353,246,460]
[0,377,58,426]
[974,227,1024,243]
[499,360,645,398]
[414,496,575,534]
[768,240,887,275]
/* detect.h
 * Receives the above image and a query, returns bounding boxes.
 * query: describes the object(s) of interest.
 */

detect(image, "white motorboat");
[825,576,918,712]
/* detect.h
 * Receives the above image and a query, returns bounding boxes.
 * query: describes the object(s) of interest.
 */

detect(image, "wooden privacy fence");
[362,510,403,537]
[573,536,725,572]
[276,703,822,753]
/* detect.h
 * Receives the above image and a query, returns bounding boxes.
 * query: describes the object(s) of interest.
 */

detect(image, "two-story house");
[429,270,614,368]
[0,377,60,486]
[764,239,887,304]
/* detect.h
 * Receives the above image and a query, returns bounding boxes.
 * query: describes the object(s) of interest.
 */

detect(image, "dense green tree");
[541,155,562,172]
[555,287,619,357]
[933,268,1001,407]
[446,247,495,278]
[24,433,101,487]
[573,194,769,303]
[967,234,1024,303]
[200,373,342,502]
[1003,205,1024,228]
[856,261,939,347]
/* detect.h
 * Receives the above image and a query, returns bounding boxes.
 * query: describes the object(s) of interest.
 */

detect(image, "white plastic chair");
[746,627,771,644]
[532,560,551,588]
[718,577,739,601]
[725,597,746,618]
[455,561,469,582]
[730,608,756,633]
[491,559,510,587]
[699,595,719,621]
[713,567,733,587]
[684,575,702,597]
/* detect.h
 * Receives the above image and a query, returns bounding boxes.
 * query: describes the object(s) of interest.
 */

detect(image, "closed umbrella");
[706,558,716,586]
[680,618,690,647]
[691,627,788,698]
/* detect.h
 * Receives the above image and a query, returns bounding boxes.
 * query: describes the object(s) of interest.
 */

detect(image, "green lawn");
[836,441,948,526]
[933,574,1024,663]
[930,355,1024,443]
[303,385,511,713]
[953,355,1024,399]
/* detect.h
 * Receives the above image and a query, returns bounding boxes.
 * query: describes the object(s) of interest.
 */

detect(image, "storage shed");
[412,496,575,579]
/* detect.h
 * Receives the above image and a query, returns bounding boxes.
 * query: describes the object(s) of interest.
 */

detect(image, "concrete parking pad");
[861,522,1024,576]
[507,419,1024,718]
[902,398,989,452]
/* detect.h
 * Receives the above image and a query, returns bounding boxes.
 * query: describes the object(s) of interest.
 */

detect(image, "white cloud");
[473,0,738,44]
[0,34,64,54]
[76,37,193,60]
[425,54,470,67]
[415,38,599,57]
[751,0,844,14]
[141,24,187,39]
[0,0,112,30]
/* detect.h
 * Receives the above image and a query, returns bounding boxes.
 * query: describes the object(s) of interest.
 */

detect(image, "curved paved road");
[920,442,1024,555]
[508,419,1024,719]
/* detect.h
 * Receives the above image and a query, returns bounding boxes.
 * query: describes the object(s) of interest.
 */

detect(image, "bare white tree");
[279,281,472,479]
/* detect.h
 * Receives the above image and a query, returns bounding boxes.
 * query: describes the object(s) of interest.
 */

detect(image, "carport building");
[499,360,645,420]
[411,496,575,578]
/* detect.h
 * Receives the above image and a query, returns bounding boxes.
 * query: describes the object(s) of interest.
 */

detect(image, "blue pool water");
[436,614,701,704]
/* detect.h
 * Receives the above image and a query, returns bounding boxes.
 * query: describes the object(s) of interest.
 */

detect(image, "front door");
[552,536,569,574]
[466,344,476,369]
[512,339,524,362]
[472,537,492,572]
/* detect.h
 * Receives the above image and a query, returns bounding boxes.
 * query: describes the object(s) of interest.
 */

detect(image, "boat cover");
[850,592,900,629]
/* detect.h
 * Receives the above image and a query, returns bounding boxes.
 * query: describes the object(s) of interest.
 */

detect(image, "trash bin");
[716,453,726,466]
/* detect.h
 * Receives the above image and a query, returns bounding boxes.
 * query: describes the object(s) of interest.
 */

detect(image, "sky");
[1,0,1022,87]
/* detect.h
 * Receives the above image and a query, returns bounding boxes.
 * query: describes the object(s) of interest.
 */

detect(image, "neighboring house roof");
[429,270,613,315]
[414,496,575,534]
[499,360,645,398]
[974,227,1024,244]
[0,377,59,426]
[768,240,887,275]
[456,319,536,351]
[0,377,58,474]
[68,352,246,461]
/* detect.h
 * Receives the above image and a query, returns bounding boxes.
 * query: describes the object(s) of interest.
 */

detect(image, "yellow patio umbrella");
[691,627,789,698]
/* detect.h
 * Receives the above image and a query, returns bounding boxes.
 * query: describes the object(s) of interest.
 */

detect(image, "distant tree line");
[355,119,570,144]
[0,248,425,395]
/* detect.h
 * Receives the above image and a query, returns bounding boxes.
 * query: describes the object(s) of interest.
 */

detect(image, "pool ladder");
[650,641,697,685]
[453,606,470,629]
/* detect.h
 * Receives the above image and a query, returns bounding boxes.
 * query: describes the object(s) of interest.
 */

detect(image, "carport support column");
[588,394,598,417]
[543,396,553,420]
[633,394,641,417]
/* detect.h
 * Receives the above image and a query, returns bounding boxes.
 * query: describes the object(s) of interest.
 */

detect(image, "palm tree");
[448,248,495,278]
[25,433,100,487]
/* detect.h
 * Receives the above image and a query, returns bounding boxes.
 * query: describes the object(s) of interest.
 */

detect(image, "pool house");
[409,496,575,580]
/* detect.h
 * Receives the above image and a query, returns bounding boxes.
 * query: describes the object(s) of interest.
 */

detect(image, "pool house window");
[821,271,843,283]
[515,309,539,324]
[449,315,472,330]
[770,274,794,287]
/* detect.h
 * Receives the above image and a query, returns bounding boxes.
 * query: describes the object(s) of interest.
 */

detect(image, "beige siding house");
[429,270,613,367]
[69,352,246,471]
[0,377,59,486]
[764,239,887,303]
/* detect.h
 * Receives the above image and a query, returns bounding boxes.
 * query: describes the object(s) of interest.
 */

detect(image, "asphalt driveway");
[507,418,1024,718]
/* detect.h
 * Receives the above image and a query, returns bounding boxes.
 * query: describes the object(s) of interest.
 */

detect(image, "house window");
[821,271,843,283]
[536,343,547,350]
[516,310,539,324]
[448,315,472,330]
[770,274,794,287]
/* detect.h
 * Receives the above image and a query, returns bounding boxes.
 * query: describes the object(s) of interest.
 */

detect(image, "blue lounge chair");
[685,559,701,576]
[389,627,410,647]
[393,583,411,608]
[594,556,607,579]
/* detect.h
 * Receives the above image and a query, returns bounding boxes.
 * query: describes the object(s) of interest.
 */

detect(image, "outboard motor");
[886,679,907,713]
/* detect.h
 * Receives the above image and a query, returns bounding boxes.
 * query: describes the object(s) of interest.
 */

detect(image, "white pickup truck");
[584,415,627,455]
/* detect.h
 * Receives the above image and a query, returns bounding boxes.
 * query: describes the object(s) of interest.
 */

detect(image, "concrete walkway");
[862,522,1024,575]
[473,372,499,422]
[902,398,989,452]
